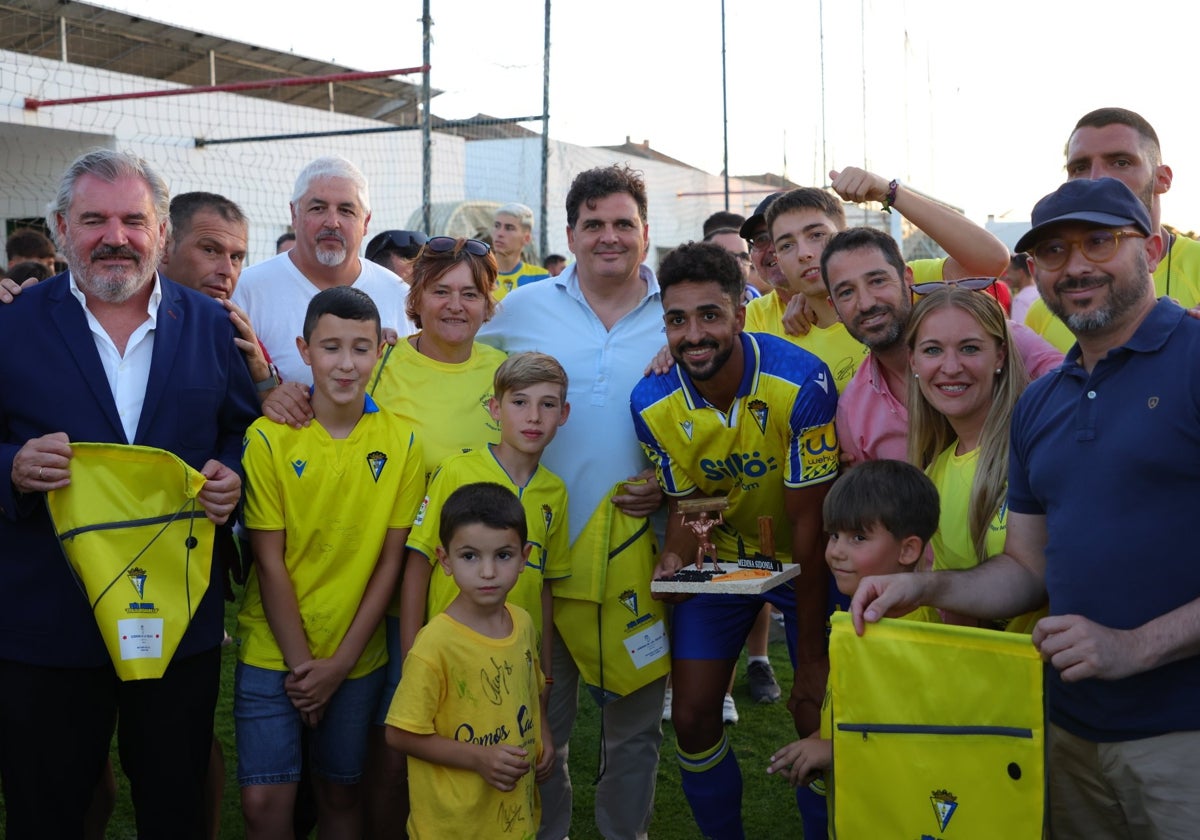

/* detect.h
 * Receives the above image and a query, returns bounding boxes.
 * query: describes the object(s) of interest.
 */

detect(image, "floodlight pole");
[721,0,730,211]
[422,0,433,233]
[540,0,552,260]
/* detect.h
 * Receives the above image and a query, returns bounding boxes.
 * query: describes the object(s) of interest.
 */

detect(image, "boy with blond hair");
[492,203,548,300]
[399,351,571,676]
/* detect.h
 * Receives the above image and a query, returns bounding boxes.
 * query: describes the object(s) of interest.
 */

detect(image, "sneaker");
[722,693,739,725]
[662,686,673,722]
[747,660,782,704]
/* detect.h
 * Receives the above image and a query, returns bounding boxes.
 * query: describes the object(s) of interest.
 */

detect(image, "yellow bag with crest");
[46,443,214,681]
[552,482,670,704]
[827,613,1045,839]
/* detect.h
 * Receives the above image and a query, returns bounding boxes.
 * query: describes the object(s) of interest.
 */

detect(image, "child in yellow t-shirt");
[399,352,571,678]
[767,460,940,790]
[236,287,424,837]
[386,483,553,840]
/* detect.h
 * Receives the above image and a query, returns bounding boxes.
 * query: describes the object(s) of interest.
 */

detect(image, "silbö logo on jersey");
[700,451,779,491]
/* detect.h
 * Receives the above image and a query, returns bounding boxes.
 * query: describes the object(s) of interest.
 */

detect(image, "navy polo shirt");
[1009,298,1200,742]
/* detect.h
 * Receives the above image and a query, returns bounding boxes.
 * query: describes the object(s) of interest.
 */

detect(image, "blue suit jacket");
[0,273,260,667]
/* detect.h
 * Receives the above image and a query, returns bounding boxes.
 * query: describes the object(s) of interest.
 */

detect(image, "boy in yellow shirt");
[236,287,424,838]
[387,482,553,839]
[399,352,571,677]
[767,460,939,792]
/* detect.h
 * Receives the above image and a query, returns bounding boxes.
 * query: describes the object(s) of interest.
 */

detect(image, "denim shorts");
[234,662,385,786]
[373,614,403,726]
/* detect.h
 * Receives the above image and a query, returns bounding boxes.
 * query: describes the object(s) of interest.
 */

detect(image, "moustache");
[91,245,141,263]
[318,230,347,245]
[1054,274,1110,294]
[677,340,719,353]
[854,305,891,327]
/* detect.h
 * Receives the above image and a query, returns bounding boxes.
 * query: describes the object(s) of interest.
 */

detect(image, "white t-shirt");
[233,252,414,385]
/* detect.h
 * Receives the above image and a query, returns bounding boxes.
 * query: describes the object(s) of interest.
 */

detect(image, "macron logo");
[291,459,307,478]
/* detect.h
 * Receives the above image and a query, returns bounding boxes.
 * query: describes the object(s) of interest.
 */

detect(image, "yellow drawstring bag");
[47,443,214,680]
[553,482,670,703]
[827,613,1045,839]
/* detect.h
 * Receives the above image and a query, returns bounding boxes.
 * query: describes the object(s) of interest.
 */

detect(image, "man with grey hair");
[0,148,259,837]
[233,155,412,389]
[492,201,548,300]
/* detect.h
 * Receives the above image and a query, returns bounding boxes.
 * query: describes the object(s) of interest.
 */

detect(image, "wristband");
[254,371,281,393]
[881,179,900,214]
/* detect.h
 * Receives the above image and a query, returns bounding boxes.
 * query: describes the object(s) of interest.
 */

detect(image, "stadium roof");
[0,0,434,124]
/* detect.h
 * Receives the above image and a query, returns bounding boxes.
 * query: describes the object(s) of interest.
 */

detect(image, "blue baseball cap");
[739,192,784,241]
[1015,178,1152,254]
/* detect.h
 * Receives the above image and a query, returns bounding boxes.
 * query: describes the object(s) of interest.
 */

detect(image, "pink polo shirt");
[836,321,1064,466]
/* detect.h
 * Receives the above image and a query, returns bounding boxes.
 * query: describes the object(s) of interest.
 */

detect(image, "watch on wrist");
[254,372,281,393]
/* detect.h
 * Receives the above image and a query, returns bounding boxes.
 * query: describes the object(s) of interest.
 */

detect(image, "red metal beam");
[24,65,429,110]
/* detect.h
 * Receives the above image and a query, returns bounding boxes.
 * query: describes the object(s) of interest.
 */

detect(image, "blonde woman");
[905,286,1043,629]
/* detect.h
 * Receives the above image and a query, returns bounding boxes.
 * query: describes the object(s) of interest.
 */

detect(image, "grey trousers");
[538,626,668,840]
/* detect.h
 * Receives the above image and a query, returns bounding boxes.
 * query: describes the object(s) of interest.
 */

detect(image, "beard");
[673,340,734,382]
[69,242,156,304]
[314,229,349,267]
[849,301,909,352]
[1045,250,1151,334]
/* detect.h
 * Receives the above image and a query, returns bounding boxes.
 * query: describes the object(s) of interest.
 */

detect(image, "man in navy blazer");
[0,149,259,838]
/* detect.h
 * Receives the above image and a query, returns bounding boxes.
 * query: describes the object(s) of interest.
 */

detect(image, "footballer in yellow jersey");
[367,337,505,477]
[632,332,838,563]
[630,242,840,840]
[494,261,550,302]
[745,291,868,393]
[406,446,570,635]
[238,396,425,678]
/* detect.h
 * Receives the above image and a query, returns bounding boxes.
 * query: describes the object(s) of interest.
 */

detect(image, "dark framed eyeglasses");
[365,230,428,261]
[424,236,492,257]
[747,231,772,253]
[1028,229,1145,271]
[911,276,998,296]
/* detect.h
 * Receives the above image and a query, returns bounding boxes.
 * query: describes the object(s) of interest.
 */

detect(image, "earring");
[995,368,1002,375]
[913,372,920,379]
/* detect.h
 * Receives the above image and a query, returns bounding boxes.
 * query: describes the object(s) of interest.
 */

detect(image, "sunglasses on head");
[424,236,492,257]
[910,276,998,296]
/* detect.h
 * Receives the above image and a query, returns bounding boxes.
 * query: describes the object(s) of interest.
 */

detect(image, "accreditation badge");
[46,443,215,680]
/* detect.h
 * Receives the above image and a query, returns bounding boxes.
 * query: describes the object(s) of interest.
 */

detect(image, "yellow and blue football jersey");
[631,332,839,561]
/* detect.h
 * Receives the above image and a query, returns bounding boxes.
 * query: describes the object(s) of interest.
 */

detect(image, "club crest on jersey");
[930,789,958,832]
[291,459,307,478]
[748,399,769,434]
[680,419,694,441]
[542,503,553,532]
[366,451,388,483]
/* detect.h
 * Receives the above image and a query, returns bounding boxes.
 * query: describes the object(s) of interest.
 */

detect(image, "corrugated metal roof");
[0,0,434,123]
